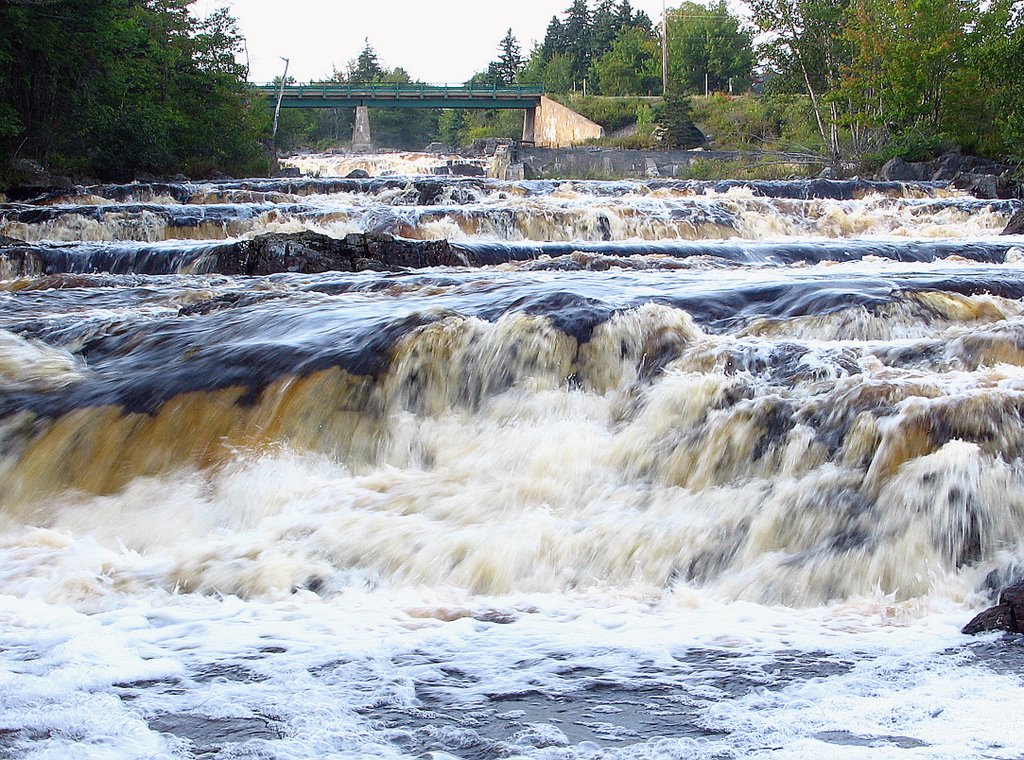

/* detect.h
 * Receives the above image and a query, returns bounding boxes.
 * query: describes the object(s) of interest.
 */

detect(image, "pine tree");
[562,0,593,84]
[351,38,383,82]
[541,16,565,61]
[655,92,707,148]
[493,28,525,85]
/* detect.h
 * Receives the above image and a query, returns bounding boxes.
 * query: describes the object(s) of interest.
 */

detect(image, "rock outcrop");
[877,152,1019,199]
[1003,206,1024,235]
[963,580,1024,634]
[203,232,466,275]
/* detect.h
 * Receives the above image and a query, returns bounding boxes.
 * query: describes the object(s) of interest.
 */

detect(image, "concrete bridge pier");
[352,105,372,151]
[522,96,603,148]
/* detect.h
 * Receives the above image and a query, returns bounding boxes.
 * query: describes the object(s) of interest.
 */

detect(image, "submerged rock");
[963,581,1024,634]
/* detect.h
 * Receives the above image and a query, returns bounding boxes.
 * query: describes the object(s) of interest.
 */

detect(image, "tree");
[841,0,978,148]
[748,0,850,162]
[350,38,384,81]
[541,16,566,61]
[666,2,753,95]
[562,0,594,84]
[655,92,707,148]
[491,29,525,85]
[594,26,661,95]
[0,0,266,180]
[976,0,1024,157]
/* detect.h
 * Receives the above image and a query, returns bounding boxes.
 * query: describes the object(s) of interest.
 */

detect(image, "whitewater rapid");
[2,154,1024,758]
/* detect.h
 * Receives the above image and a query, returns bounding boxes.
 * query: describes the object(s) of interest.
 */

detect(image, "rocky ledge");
[0,232,471,277]
[963,580,1024,634]
[1003,206,1024,235]
[204,231,467,275]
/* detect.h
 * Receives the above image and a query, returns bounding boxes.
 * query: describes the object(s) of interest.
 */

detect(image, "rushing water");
[2,154,1024,759]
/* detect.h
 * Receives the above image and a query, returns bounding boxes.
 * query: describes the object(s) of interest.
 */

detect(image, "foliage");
[593,27,661,95]
[0,0,267,181]
[529,0,656,94]
[666,2,754,94]
[688,93,824,152]
[488,29,526,86]
[654,93,706,149]
[746,0,1023,164]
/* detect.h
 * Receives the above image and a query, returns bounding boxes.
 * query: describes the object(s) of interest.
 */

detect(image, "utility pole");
[661,0,668,95]
[272,57,290,142]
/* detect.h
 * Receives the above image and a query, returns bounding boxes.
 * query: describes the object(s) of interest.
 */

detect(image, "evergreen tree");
[562,0,593,84]
[541,16,566,61]
[654,92,707,148]
[591,0,621,59]
[492,29,525,85]
[351,39,384,81]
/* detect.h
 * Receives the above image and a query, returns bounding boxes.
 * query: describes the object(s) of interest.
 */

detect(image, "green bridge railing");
[251,82,546,110]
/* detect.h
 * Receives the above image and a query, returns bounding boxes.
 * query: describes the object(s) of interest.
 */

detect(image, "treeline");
[0,0,267,182]
[750,0,1023,164]
[506,0,751,98]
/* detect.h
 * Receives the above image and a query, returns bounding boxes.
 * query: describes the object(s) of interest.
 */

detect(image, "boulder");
[344,169,370,179]
[1003,206,1024,235]
[963,580,1024,634]
[879,157,929,182]
[952,172,999,199]
[10,158,50,186]
[448,162,486,177]
[931,152,1003,181]
[272,167,302,179]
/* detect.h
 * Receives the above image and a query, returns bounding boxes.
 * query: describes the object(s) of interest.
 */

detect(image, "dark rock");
[344,169,370,179]
[879,157,929,182]
[931,152,1003,181]
[1003,207,1024,235]
[272,167,302,179]
[10,158,50,186]
[424,142,450,154]
[953,172,999,199]
[963,580,1024,634]
[201,231,464,276]
[448,162,486,177]
[0,235,26,247]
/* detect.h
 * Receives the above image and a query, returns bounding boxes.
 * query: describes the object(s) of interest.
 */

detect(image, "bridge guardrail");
[252,83,546,100]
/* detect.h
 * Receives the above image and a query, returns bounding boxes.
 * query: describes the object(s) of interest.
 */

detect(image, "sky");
[190,0,672,85]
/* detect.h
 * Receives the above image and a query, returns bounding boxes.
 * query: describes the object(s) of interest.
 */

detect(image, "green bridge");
[252,83,545,110]
[252,82,603,148]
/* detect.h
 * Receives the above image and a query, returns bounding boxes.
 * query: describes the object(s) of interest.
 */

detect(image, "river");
[1,151,1024,758]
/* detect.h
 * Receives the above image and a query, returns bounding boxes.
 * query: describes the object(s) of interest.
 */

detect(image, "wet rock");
[963,580,1024,634]
[9,158,50,186]
[1003,207,1024,235]
[424,142,450,153]
[344,169,370,179]
[204,231,464,275]
[272,167,302,178]
[930,152,1003,181]
[448,162,486,177]
[953,172,999,199]
[879,157,929,182]
[0,235,26,247]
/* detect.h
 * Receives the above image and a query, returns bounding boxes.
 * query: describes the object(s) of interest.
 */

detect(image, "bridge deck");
[253,83,545,110]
